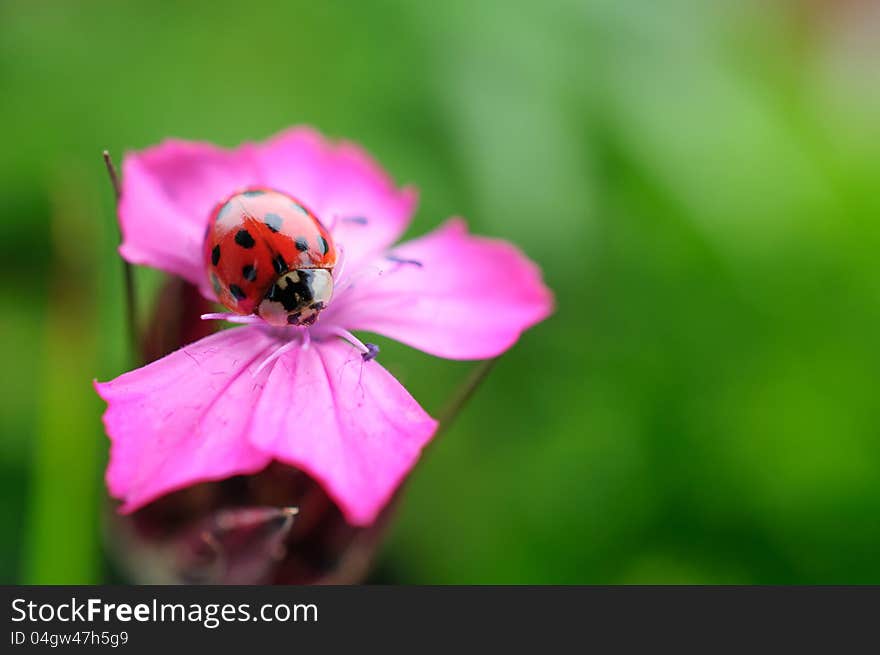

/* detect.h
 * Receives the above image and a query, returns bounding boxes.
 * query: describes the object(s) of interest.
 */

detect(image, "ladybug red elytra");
[203,188,337,327]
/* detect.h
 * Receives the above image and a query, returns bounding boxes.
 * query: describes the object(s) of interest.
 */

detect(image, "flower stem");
[102,150,139,361]
[434,357,499,439]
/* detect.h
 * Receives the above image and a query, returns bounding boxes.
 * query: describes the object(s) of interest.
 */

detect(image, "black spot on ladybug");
[309,301,325,311]
[229,284,247,300]
[211,245,221,266]
[286,312,302,325]
[242,264,256,282]
[242,190,265,198]
[235,229,255,249]
[264,213,283,233]
[317,236,329,255]
[294,237,309,252]
[272,254,288,275]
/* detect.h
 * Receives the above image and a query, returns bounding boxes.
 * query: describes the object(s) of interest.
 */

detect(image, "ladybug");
[203,188,337,327]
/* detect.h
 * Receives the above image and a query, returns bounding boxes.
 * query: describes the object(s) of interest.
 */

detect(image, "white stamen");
[253,332,308,377]
[201,312,263,324]
[332,243,347,287]
[325,326,370,355]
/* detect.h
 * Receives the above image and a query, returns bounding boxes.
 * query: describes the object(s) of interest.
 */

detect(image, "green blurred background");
[3,0,880,583]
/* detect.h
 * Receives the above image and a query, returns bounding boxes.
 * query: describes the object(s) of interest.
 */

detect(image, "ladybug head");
[256,268,334,327]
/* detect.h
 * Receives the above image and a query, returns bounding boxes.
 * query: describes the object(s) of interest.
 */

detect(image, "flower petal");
[118,140,261,288]
[248,337,437,526]
[95,327,277,513]
[324,218,554,360]
[255,127,418,272]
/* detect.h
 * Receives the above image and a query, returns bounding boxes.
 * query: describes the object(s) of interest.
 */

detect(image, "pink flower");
[95,127,553,526]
